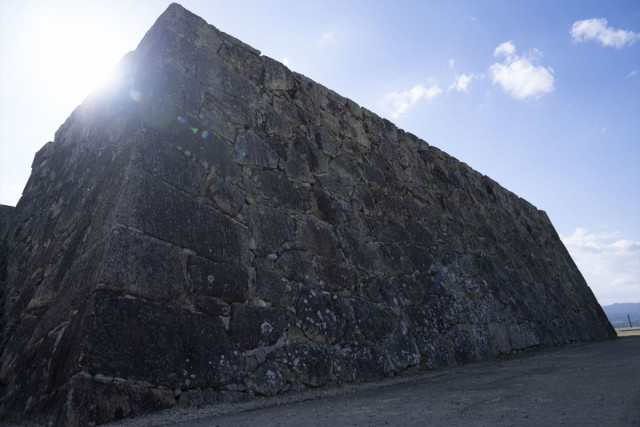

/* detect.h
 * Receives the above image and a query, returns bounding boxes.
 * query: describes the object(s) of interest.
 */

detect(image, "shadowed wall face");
[0,3,614,425]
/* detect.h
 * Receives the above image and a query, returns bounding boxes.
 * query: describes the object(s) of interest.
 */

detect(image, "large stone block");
[272,342,338,387]
[96,227,188,302]
[254,269,299,307]
[115,166,250,266]
[67,292,245,390]
[189,254,249,302]
[295,287,352,345]
[49,375,176,426]
[243,205,295,257]
[230,303,293,351]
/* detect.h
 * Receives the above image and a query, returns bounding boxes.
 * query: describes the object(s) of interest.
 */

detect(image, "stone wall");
[0,3,614,425]
[0,204,14,329]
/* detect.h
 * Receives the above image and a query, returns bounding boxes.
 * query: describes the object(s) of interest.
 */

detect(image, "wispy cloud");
[489,41,554,100]
[448,73,475,93]
[448,58,455,69]
[318,31,335,46]
[571,18,640,49]
[561,228,640,305]
[494,40,516,57]
[380,83,442,119]
[628,69,639,78]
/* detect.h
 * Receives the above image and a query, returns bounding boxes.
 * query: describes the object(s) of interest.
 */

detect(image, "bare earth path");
[112,336,640,427]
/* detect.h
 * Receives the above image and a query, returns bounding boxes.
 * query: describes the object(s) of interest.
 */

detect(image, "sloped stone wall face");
[0,4,614,425]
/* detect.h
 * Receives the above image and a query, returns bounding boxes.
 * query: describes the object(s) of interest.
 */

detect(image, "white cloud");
[318,31,335,46]
[494,41,516,58]
[489,42,554,99]
[571,18,640,49]
[448,73,474,93]
[448,58,455,69]
[381,83,442,119]
[629,69,639,78]
[282,57,290,67]
[561,228,640,305]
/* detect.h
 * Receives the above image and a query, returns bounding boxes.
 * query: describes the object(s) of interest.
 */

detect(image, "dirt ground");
[110,336,640,427]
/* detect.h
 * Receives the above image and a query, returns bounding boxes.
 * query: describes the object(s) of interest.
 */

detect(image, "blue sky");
[1,0,638,305]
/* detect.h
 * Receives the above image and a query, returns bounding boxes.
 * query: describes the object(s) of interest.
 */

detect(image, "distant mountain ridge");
[602,303,640,328]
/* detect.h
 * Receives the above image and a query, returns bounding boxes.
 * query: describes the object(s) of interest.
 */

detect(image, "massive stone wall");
[0,3,614,425]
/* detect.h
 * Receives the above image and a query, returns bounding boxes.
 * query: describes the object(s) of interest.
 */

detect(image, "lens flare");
[235,149,247,161]
[176,115,212,139]
[129,89,143,102]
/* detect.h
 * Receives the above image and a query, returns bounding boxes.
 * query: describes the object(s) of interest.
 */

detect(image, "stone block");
[272,342,336,387]
[189,255,249,302]
[115,167,250,266]
[69,291,244,390]
[274,250,319,285]
[351,298,397,345]
[230,303,293,351]
[307,186,348,224]
[243,360,285,396]
[218,40,263,85]
[50,375,176,426]
[243,205,295,257]
[235,131,281,169]
[285,136,328,183]
[250,170,302,207]
[295,215,340,258]
[96,227,188,302]
[209,177,245,217]
[295,288,352,345]
[316,257,358,292]
[254,269,299,307]
[262,56,295,92]
[329,154,362,181]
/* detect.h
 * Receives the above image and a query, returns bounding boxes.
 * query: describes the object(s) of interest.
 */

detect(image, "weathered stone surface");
[306,186,348,224]
[71,292,244,390]
[296,215,340,258]
[262,56,295,92]
[254,269,299,307]
[249,169,302,208]
[275,250,320,285]
[96,227,188,302]
[0,205,13,237]
[189,254,249,302]
[49,375,176,426]
[0,205,13,319]
[0,3,614,425]
[243,360,285,396]
[272,342,338,387]
[115,166,250,266]
[295,288,352,345]
[230,303,293,351]
[243,205,295,257]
